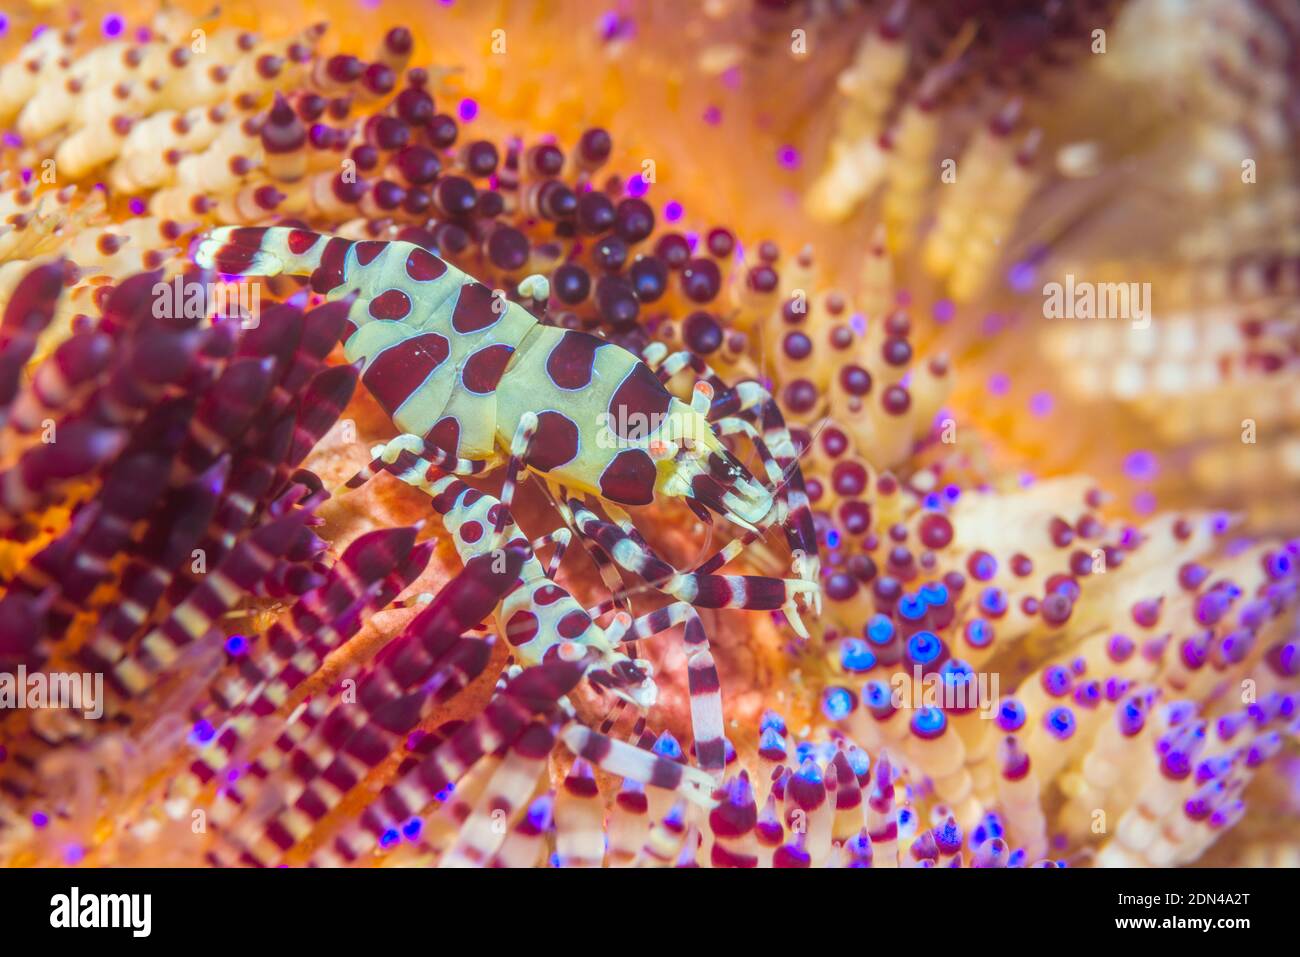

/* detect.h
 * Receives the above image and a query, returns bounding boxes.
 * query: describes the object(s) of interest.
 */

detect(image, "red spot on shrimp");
[209,246,261,274]
[506,610,539,646]
[534,585,564,605]
[226,226,269,247]
[431,480,466,514]
[309,237,353,294]
[461,344,514,394]
[609,363,672,439]
[368,288,412,320]
[207,228,272,273]
[425,416,461,456]
[406,247,447,282]
[287,229,319,255]
[362,332,450,416]
[599,449,657,505]
[557,610,591,639]
[459,520,483,543]
[528,411,580,472]
[355,240,386,266]
[546,331,606,389]
[451,282,502,334]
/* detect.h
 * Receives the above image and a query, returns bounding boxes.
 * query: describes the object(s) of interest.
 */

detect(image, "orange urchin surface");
[0,0,1297,870]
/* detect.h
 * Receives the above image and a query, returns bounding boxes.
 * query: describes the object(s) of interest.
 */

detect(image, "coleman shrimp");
[194,225,822,631]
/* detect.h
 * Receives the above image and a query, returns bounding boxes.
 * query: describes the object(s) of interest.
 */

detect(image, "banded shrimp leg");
[643,343,822,613]
[493,391,819,635]
[493,418,731,773]
[343,413,732,775]
[351,406,816,648]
